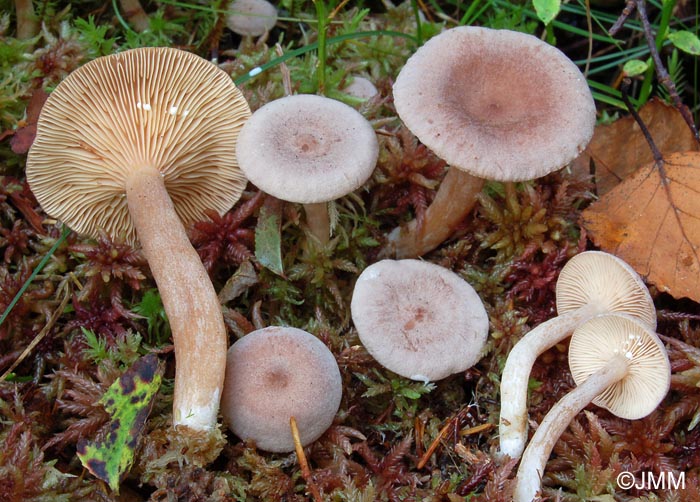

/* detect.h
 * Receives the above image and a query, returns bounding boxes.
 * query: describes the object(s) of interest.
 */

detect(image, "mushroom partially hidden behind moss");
[221,326,343,452]
[383,26,596,258]
[226,0,278,38]
[351,259,489,382]
[26,47,251,447]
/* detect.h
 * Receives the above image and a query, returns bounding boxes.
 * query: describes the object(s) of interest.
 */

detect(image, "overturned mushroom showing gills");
[514,314,670,501]
[384,26,596,258]
[498,251,656,460]
[236,94,378,244]
[26,47,251,436]
[221,326,343,452]
[351,259,489,381]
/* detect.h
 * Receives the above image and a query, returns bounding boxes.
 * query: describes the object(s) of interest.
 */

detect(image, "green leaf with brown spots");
[76,353,162,493]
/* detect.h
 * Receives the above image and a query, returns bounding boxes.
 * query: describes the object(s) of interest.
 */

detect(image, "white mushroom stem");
[499,301,603,459]
[303,202,331,245]
[513,354,629,502]
[381,167,485,258]
[126,165,227,432]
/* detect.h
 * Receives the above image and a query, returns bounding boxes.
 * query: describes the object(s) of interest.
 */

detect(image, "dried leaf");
[581,151,700,301]
[587,99,698,194]
[76,353,162,493]
[9,88,48,154]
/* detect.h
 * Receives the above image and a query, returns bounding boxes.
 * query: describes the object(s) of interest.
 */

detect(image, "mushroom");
[342,76,379,101]
[220,326,343,452]
[499,251,656,460]
[350,259,488,381]
[26,47,251,435]
[514,313,670,501]
[236,94,379,244]
[383,26,596,258]
[226,0,278,38]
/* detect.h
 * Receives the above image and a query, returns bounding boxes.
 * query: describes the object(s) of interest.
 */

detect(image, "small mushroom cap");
[351,259,489,381]
[342,76,379,100]
[226,0,278,37]
[393,26,596,181]
[569,313,670,419]
[556,251,656,328]
[221,326,342,452]
[26,47,251,246]
[236,94,379,203]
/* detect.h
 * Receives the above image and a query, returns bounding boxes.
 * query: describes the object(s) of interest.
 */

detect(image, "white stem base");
[499,302,602,459]
[126,166,227,431]
[513,355,629,501]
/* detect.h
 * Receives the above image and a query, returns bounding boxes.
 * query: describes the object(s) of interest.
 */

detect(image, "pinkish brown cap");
[226,0,278,37]
[236,94,379,203]
[393,26,596,182]
[351,259,489,381]
[221,326,342,452]
[26,47,250,246]
[569,313,670,419]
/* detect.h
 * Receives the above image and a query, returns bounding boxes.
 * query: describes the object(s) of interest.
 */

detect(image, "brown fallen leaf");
[587,98,698,195]
[9,87,48,154]
[581,151,700,302]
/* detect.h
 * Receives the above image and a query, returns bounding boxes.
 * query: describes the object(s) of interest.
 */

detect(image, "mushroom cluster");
[498,251,656,459]
[514,314,670,501]
[351,259,488,382]
[26,47,251,437]
[383,26,596,258]
[499,251,656,458]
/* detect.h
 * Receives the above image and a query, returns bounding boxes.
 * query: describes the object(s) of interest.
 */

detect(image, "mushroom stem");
[499,301,602,459]
[381,167,485,258]
[15,0,39,39]
[118,0,150,32]
[126,165,227,432]
[513,354,629,502]
[303,202,330,245]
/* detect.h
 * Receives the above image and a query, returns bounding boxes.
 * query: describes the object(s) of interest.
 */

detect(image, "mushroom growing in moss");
[221,326,343,452]
[236,93,379,245]
[26,47,251,438]
[499,251,656,460]
[226,0,278,38]
[383,26,596,258]
[514,314,670,501]
[351,259,488,381]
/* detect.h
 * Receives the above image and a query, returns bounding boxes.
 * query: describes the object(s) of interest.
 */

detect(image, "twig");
[609,0,636,36]
[610,0,699,141]
[290,416,323,502]
[634,0,698,141]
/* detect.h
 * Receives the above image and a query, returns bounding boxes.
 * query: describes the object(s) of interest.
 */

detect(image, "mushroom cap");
[26,47,251,246]
[236,94,379,203]
[226,0,278,37]
[556,251,656,328]
[569,313,670,419]
[221,326,342,452]
[342,76,379,100]
[392,26,596,182]
[351,259,489,381]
